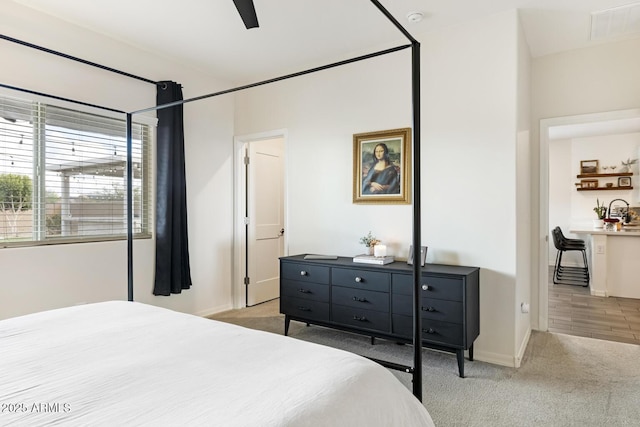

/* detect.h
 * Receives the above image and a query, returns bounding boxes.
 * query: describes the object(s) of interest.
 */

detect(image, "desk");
[570,228,640,299]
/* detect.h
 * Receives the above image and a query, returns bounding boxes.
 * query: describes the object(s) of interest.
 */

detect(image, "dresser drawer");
[332,304,390,332]
[392,315,463,348]
[392,294,462,323]
[332,267,389,292]
[281,262,330,284]
[392,273,462,302]
[281,279,329,302]
[280,296,330,322]
[331,286,389,313]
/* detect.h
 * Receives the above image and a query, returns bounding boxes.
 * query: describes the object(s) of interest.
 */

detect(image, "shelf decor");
[618,176,632,187]
[580,159,599,175]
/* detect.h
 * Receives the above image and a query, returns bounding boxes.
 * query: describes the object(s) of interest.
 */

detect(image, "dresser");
[280,254,480,377]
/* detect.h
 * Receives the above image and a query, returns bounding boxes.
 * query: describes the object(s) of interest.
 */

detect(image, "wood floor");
[548,278,640,345]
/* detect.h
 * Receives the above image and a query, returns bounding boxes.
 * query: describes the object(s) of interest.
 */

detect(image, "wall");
[235,10,524,366]
[531,38,640,328]
[0,2,235,319]
[515,14,532,366]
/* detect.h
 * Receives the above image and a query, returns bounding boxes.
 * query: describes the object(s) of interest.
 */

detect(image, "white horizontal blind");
[0,94,151,246]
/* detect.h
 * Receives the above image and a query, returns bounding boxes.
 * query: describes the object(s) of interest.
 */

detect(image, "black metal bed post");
[368,0,423,401]
[410,40,422,400]
[126,113,134,302]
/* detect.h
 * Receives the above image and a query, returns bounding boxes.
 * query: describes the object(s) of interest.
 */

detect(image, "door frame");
[538,108,640,331]
[233,129,288,309]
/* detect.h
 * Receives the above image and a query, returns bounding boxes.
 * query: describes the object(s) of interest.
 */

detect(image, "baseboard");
[590,289,607,297]
[196,303,234,318]
[514,328,532,368]
[473,349,517,368]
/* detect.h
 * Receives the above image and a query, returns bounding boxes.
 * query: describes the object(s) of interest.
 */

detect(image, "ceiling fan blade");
[232,0,259,29]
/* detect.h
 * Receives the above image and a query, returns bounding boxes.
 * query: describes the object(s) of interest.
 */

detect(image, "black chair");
[551,227,589,287]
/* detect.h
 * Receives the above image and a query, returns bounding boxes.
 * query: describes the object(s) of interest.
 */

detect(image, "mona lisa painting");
[353,128,411,204]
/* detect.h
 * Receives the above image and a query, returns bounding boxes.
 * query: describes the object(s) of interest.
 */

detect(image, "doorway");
[539,108,640,340]
[233,130,287,308]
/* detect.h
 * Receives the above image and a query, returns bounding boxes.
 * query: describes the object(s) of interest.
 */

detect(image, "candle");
[374,244,387,257]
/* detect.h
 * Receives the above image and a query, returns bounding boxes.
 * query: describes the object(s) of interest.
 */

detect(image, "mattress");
[0,301,434,426]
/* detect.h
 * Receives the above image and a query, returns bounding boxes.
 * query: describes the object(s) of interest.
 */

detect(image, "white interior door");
[246,138,284,306]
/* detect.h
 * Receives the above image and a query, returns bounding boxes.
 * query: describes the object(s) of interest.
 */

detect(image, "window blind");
[0,94,151,246]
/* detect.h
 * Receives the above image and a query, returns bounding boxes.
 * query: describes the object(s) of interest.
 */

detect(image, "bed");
[0,301,434,426]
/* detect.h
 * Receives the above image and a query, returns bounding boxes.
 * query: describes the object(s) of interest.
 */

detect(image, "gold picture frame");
[353,128,411,204]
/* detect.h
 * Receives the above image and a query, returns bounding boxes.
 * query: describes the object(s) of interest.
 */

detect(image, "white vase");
[593,219,604,229]
[366,246,374,255]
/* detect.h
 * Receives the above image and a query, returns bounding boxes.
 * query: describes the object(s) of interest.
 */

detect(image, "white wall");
[532,38,640,328]
[0,2,235,319]
[515,14,532,365]
[235,10,524,366]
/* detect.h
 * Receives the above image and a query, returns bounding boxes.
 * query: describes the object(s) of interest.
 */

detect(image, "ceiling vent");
[591,2,640,41]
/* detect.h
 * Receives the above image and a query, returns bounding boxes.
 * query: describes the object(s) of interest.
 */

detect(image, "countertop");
[570,226,640,236]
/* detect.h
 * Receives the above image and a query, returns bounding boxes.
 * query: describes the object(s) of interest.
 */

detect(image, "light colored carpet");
[210,300,640,426]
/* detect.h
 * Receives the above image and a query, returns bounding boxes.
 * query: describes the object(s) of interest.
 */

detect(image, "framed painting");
[580,160,598,175]
[353,128,411,204]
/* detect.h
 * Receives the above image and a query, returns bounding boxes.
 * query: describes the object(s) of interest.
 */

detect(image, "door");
[246,138,285,306]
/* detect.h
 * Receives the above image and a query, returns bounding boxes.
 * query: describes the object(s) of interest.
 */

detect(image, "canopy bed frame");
[1,0,424,400]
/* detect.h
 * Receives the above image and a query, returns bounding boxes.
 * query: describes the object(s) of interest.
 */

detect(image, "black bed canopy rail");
[131,43,410,115]
[0,34,164,88]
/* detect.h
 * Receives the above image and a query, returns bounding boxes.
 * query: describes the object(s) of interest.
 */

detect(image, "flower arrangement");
[621,158,637,172]
[593,198,607,219]
[359,231,380,248]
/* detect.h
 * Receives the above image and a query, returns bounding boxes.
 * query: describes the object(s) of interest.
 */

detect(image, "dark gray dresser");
[280,254,480,377]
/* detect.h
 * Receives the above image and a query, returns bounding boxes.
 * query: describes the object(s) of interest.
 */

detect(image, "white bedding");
[0,301,433,426]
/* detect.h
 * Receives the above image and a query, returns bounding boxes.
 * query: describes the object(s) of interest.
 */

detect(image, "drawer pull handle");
[423,328,436,334]
[298,289,311,294]
[352,296,368,303]
[300,271,307,276]
[355,277,363,283]
[297,306,311,312]
[422,306,436,312]
[421,284,430,291]
[353,315,367,321]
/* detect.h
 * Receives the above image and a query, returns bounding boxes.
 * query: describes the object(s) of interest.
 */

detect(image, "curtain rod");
[0,34,161,87]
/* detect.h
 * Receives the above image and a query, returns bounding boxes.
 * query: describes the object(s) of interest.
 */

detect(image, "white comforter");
[0,301,433,426]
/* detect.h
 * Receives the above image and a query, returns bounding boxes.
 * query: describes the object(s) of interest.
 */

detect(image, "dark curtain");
[153,81,192,295]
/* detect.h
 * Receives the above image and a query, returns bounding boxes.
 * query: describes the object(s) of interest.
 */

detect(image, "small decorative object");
[353,254,395,265]
[606,182,614,188]
[373,244,387,257]
[580,159,598,175]
[580,179,598,189]
[359,231,380,255]
[407,245,428,266]
[618,176,632,187]
[620,158,637,173]
[604,218,619,232]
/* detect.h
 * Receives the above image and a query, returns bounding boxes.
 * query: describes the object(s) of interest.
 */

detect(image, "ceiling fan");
[232,0,259,29]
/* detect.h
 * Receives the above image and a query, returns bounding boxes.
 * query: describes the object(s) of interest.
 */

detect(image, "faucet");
[608,199,630,222]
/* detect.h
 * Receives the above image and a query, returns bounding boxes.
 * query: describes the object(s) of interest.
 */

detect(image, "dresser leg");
[284,315,290,336]
[468,344,474,361]
[371,336,375,345]
[456,349,465,378]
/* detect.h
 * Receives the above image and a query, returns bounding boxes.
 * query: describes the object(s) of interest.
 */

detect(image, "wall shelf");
[577,186,633,191]
[577,172,632,178]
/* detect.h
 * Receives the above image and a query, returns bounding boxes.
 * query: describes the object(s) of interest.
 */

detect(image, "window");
[0,94,152,246]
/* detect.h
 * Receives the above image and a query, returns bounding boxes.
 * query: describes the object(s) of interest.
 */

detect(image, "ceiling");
[8,0,640,84]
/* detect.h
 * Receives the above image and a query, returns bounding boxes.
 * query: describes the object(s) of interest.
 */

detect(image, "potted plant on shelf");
[359,231,380,255]
[593,198,607,228]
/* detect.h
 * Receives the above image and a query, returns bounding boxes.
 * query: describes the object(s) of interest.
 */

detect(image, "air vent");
[591,2,640,41]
